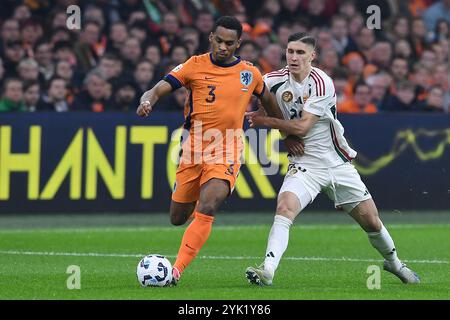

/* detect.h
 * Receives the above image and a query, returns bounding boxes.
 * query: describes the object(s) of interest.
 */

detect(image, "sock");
[367,224,402,270]
[263,215,293,276]
[173,211,214,274]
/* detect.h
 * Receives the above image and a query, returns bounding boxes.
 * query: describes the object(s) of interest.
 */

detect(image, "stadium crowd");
[0,0,449,113]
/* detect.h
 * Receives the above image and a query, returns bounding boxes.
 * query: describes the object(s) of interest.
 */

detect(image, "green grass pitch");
[0,213,449,300]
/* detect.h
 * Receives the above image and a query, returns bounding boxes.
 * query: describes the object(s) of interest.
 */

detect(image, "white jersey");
[263,66,357,169]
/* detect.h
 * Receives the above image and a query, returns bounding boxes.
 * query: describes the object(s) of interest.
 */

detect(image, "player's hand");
[284,135,305,156]
[245,108,266,127]
[137,101,152,117]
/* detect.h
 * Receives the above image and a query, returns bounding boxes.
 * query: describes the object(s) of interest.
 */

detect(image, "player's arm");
[247,110,319,137]
[136,80,173,117]
[258,87,284,119]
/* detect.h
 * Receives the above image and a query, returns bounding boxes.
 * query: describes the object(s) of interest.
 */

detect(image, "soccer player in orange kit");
[136,16,297,285]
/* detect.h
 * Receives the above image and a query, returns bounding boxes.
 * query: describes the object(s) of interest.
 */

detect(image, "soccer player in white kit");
[245,32,420,286]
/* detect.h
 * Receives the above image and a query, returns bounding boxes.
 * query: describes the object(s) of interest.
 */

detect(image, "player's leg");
[333,163,420,284]
[169,200,196,226]
[246,166,322,286]
[172,164,236,284]
[246,191,303,286]
[347,199,420,283]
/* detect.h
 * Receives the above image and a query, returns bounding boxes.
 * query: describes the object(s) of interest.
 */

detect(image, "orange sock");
[173,211,214,274]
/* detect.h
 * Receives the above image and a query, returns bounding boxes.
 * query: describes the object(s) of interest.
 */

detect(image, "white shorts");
[279,162,372,212]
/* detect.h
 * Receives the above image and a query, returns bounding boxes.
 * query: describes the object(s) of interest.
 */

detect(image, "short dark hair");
[288,32,316,49]
[213,16,242,38]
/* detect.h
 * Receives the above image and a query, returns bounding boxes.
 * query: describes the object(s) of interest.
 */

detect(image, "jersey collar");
[209,53,241,67]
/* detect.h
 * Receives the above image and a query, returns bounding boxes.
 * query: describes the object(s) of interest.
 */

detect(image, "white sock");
[263,215,293,276]
[367,224,402,270]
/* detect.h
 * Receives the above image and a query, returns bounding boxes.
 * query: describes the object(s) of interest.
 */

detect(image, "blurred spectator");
[107,21,128,53]
[129,20,149,43]
[3,40,25,78]
[159,12,181,55]
[168,43,189,65]
[160,87,188,111]
[366,72,391,109]
[341,52,365,96]
[259,44,283,73]
[394,39,414,62]
[316,28,334,53]
[432,64,450,111]
[338,81,377,113]
[419,49,437,72]
[133,59,157,97]
[348,13,364,40]
[390,57,410,83]
[416,86,447,112]
[422,0,450,32]
[338,0,357,19]
[0,78,25,112]
[74,20,102,73]
[368,40,393,71]
[252,22,273,50]
[34,40,54,81]
[53,41,77,65]
[0,19,20,55]
[430,19,450,42]
[276,0,302,26]
[23,80,40,112]
[17,58,39,82]
[431,41,448,64]
[330,14,356,57]
[110,79,138,111]
[333,68,349,104]
[0,0,446,114]
[381,81,419,112]
[36,77,69,112]
[303,0,329,29]
[180,28,201,56]
[276,22,292,49]
[238,40,261,67]
[120,37,142,72]
[387,15,410,42]
[21,18,44,52]
[98,53,123,81]
[194,9,215,53]
[71,69,108,112]
[13,4,31,23]
[354,28,375,61]
[410,17,428,57]
[50,27,73,45]
[318,48,339,76]
[49,8,68,30]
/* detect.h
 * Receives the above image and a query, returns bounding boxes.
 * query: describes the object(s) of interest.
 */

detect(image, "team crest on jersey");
[282,91,293,102]
[303,94,310,102]
[240,71,253,86]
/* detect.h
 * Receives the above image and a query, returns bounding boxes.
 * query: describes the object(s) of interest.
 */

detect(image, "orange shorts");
[171,162,241,203]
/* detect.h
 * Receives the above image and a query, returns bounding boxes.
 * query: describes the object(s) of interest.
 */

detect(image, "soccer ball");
[136,254,173,287]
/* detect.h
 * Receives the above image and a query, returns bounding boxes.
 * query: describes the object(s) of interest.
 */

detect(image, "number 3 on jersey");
[206,85,216,103]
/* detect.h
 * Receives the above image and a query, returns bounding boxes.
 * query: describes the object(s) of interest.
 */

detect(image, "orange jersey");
[164,53,265,164]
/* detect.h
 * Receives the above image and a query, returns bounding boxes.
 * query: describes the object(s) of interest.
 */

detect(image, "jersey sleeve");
[303,75,335,117]
[163,57,196,90]
[252,68,265,97]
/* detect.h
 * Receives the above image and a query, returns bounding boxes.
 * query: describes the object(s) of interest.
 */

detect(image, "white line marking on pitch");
[0,250,447,264]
